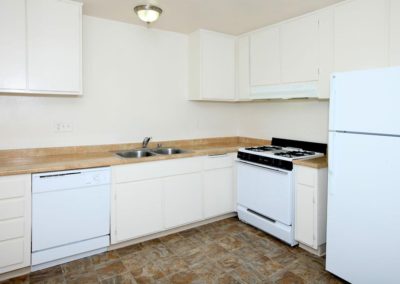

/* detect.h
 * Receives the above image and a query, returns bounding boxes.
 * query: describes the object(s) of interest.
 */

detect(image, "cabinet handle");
[208,153,228,158]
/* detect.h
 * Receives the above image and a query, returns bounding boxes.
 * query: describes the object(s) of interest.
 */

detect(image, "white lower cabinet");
[113,179,164,243]
[204,167,234,218]
[0,174,31,274]
[111,154,235,244]
[294,165,328,255]
[164,173,203,229]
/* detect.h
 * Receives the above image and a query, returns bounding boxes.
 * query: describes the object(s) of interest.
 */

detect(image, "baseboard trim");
[0,267,31,282]
[109,212,237,251]
[299,243,326,256]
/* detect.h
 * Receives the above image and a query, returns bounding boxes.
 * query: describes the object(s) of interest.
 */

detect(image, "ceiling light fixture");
[134,4,162,24]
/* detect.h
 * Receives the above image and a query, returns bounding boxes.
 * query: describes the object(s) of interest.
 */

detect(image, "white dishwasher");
[32,167,111,268]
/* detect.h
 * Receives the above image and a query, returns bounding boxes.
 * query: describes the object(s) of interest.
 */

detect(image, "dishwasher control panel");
[32,167,111,193]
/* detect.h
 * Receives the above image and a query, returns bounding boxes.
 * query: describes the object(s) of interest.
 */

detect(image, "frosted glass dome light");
[134,5,162,24]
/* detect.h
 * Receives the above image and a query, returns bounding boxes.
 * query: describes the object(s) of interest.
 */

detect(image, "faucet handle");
[142,137,152,148]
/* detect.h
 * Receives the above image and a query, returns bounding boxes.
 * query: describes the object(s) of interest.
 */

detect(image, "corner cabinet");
[294,165,328,256]
[111,154,236,244]
[334,0,389,72]
[0,0,82,95]
[0,174,31,274]
[188,30,236,101]
[390,0,400,66]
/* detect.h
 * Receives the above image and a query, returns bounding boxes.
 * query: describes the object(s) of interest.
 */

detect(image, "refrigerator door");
[326,132,400,284]
[329,66,400,136]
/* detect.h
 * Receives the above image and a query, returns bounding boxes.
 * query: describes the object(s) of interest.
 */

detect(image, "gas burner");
[274,151,315,158]
[245,146,282,152]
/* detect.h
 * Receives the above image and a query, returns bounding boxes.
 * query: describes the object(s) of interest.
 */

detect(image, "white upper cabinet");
[0,0,26,91]
[27,0,82,94]
[236,35,251,101]
[334,0,389,72]
[0,0,82,95]
[317,8,334,99]
[281,14,319,83]
[250,26,281,86]
[188,30,235,101]
[390,0,400,66]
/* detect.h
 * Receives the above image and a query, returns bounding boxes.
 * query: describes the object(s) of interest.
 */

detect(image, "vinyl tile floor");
[1,217,345,284]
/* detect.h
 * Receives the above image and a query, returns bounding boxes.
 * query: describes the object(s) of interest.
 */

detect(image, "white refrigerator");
[326,66,400,283]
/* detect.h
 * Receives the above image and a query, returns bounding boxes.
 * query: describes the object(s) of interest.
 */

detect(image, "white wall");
[0,16,239,150]
[0,16,329,150]
[238,100,329,143]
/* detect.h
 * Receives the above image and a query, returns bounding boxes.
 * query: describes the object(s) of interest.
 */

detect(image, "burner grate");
[274,151,315,158]
[244,146,282,152]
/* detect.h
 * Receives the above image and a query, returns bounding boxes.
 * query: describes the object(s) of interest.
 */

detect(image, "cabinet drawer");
[204,154,234,170]
[0,199,25,221]
[0,218,24,242]
[113,157,203,183]
[0,177,27,199]
[0,238,25,268]
[295,166,316,187]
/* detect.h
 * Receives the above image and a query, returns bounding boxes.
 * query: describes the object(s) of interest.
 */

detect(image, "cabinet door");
[281,14,319,83]
[250,26,281,86]
[27,0,82,93]
[295,184,315,248]
[0,0,26,91]
[113,179,164,243]
[317,8,334,99]
[390,0,400,66]
[201,31,235,100]
[164,173,203,229]
[334,0,389,72]
[236,36,251,100]
[204,167,234,218]
[0,174,31,274]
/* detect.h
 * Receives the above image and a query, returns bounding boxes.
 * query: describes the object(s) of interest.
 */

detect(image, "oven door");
[237,160,293,225]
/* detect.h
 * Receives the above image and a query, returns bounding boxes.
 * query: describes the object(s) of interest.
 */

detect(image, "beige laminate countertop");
[0,137,327,176]
[0,146,243,177]
[293,157,328,169]
[0,137,270,177]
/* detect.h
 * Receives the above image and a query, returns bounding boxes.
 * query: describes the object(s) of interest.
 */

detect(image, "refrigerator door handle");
[328,132,335,196]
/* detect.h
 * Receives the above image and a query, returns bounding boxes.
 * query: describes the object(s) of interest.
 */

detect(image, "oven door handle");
[236,160,290,174]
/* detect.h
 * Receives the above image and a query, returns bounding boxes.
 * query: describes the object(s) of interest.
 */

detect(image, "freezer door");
[329,66,400,136]
[326,132,400,284]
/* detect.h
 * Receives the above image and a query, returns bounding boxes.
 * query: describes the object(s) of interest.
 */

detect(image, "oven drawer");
[237,161,293,226]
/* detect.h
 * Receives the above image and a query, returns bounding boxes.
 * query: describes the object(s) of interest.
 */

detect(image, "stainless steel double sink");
[116,148,189,158]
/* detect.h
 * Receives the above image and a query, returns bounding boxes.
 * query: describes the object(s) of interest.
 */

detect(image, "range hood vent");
[250,81,318,100]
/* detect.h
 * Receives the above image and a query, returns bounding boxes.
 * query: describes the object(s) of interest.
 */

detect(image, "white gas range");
[236,138,326,246]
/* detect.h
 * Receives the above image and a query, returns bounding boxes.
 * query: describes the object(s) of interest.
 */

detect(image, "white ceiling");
[83,0,344,35]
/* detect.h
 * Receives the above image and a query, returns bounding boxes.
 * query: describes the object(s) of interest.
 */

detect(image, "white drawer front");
[0,238,25,268]
[0,199,25,221]
[0,177,27,199]
[204,154,234,170]
[0,218,24,242]
[295,166,316,187]
[113,157,203,183]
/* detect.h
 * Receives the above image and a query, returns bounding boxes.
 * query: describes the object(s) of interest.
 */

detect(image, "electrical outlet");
[54,122,73,133]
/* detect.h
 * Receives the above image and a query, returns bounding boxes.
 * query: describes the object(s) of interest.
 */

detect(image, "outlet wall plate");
[54,122,73,133]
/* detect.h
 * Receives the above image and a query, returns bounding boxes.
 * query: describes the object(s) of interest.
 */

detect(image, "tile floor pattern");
[1,217,345,284]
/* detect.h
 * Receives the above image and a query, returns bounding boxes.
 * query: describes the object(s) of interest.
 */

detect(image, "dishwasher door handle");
[39,171,82,178]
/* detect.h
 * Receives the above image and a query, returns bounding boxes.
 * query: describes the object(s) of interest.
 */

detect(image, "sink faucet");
[142,137,152,148]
